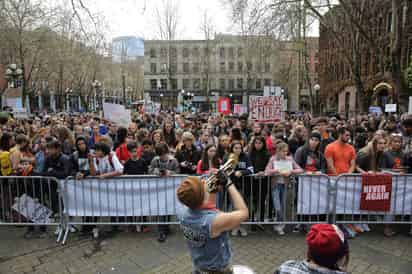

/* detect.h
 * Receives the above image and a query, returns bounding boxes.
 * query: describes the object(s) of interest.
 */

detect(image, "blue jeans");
[271,184,285,222]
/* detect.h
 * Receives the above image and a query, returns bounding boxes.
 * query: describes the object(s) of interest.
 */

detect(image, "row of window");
[149,46,246,59]
[149,78,272,90]
[149,61,271,74]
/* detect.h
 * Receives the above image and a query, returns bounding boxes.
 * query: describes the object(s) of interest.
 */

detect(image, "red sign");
[217,97,231,115]
[249,96,284,123]
[359,174,392,212]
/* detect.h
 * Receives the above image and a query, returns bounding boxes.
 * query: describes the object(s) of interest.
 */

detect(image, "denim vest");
[180,208,232,271]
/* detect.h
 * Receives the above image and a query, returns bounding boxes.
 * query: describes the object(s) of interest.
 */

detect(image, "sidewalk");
[0,225,411,274]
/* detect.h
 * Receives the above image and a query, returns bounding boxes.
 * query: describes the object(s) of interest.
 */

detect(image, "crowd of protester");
[1,109,412,242]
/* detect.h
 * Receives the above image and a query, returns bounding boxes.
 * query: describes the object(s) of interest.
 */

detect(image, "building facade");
[318,1,412,117]
[144,34,318,112]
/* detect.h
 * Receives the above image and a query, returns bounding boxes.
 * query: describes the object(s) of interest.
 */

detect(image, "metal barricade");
[334,174,412,224]
[0,176,64,240]
[60,175,187,244]
[223,174,332,225]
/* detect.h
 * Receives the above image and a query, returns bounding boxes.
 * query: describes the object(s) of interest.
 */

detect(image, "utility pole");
[297,1,302,113]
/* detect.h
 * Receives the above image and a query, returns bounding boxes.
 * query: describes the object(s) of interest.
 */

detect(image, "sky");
[86,0,234,40]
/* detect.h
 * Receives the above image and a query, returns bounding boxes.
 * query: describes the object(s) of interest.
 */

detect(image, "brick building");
[318,1,412,117]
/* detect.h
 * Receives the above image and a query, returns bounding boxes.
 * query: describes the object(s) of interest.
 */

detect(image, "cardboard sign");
[103,102,131,127]
[12,194,53,224]
[369,106,382,115]
[360,174,392,212]
[233,104,247,115]
[409,97,412,114]
[385,104,397,113]
[217,97,231,115]
[249,95,284,123]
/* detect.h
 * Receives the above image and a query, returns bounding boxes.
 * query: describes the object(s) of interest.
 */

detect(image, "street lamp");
[92,80,102,112]
[65,88,73,112]
[313,84,320,114]
[5,64,23,88]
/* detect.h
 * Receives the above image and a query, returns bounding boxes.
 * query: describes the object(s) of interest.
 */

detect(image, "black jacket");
[249,149,271,173]
[175,145,201,174]
[43,153,73,179]
[294,145,326,173]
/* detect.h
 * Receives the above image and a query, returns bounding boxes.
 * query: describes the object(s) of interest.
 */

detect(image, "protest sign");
[385,104,397,113]
[360,174,392,212]
[13,108,29,119]
[12,194,53,224]
[249,95,284,123]
[233,104,247,115]
[103,102,131,127]
[217,97,231,115]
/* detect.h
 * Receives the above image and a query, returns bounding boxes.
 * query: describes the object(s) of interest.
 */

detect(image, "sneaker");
[37,231,48,239]
[292,224,301,233]
[231,228,239,237]
[142,226,151,233]
[347,224,361,234]
[342,225,357,238]
[353,224,364,233]
[69,225,78,233]
[92,228,99,239]
[54,226,62,236]
[136,225,142,232]
[273,225,285,236]
[239,226,248,237]
[361,224,370,232]
[24,230,36,239]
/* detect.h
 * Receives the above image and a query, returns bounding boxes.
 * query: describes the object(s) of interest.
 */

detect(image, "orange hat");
[177,176,204,209]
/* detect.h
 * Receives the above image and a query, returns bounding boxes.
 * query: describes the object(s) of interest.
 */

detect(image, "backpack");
[0,151,12,176]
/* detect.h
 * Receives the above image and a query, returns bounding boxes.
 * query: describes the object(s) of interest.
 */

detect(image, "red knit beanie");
[306,224,346,268]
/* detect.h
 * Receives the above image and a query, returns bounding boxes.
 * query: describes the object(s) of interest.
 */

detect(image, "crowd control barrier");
[0,176,64,241]
[1,174,411,244]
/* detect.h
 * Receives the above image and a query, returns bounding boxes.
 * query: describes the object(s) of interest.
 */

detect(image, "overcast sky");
[85,0,233,40]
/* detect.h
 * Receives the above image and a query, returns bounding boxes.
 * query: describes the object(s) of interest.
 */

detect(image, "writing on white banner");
[249,96,284,123]
[61,176,186,217]
[233,104,247,115]
[103,102,131,127]
[12,194,53,224]
[297,175,412,215]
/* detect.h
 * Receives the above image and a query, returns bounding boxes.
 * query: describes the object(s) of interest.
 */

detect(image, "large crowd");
[1,109,412,242]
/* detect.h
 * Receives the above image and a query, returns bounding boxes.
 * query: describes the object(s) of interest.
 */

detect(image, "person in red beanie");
[274,224,349,274]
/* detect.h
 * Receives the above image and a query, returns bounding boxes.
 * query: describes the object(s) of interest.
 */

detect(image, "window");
[202,78,208,89]
[170,47,177,58]
[150,48,156,58]
[228,79,235,89]
[183,63,190,73]
[229,62,235,72]
[150,63,157,73]
[160,79,167,90]
[256,79,262,89]
[204,47,210,56]
[183,79,191,89]
[210,79,215,89]
[183,48,189,58]
[219,47,225,58]
[220,62,226,73]
[264,63,270,73]
[193,62,200,73]
[170,62,177,73]
[387,12,393,33]
[193,47,199,57]
[237,78,243,89]
[150,79,157,89]
[238,47,243,57]
[193,78,200,89]
[160,63,168,73]
[228,47,234,58]
[247,78,253,89]
[160,48,167,58]
[219,79,226,90]
[238,62,243,72]
[246,61,253,71]
[256,63,262,73]
[171,79,177,90]
[264,79,271,86]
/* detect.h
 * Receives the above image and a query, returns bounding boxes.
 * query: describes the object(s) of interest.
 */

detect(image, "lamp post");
[313,84,320,115]
[92,80,102,112]
[65,88,73,112]
[4,64,24,108]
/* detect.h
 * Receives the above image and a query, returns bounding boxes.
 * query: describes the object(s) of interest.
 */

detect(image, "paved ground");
[0,225,411,274]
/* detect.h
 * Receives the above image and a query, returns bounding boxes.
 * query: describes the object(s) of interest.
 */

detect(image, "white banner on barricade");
[298,175,412,215]
[61,176,186,217]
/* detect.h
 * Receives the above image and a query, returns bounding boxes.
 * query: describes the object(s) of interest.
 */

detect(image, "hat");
[182,131,195,141]
[306,224,347,267]
[310,131,322,141]
[177,176,205,209]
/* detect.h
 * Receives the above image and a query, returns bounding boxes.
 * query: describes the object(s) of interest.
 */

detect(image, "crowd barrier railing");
[0,176,64,241]
[333,174,412,224]
[2,174,412,245]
